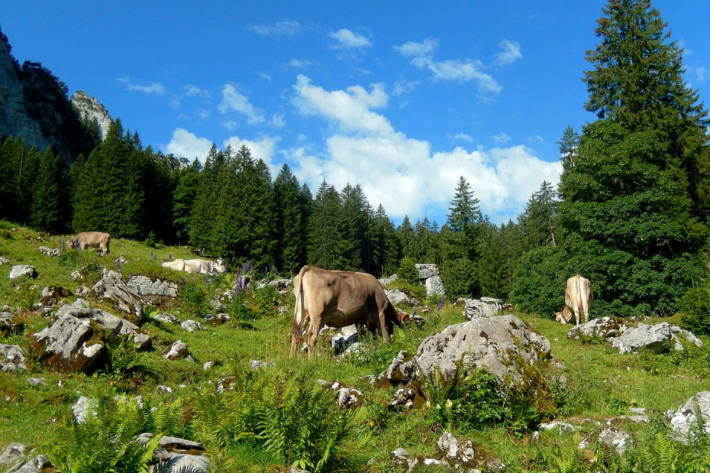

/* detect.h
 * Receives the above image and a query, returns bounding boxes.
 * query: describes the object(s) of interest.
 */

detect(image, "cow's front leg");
[378,310,390,342]
[307,314,321,359]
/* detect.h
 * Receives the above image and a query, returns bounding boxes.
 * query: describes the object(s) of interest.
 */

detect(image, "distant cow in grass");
[162,258,226,274]
[69,231,110,254]
[291,265,409,358]
[565,274,591,325]
[555,306,573,324]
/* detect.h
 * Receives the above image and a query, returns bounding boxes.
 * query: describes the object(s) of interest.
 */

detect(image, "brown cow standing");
[69,231,111,254]
[290,265,407,358]
[565,274,591,325]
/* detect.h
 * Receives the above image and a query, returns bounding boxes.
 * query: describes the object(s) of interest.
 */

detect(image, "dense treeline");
[0,0,708,319]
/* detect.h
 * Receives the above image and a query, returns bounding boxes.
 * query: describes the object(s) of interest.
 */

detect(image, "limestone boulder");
[153,312,179,324]
[385,289,417,306]
[425,275,446,297]
[0,443,26,469]
[136,433,211,473]
[32,315,105,372]
[164,340,192,361]
[92,270,142,319]
[567,317,627,341]
[255,278,292,292]
[415,264,439,279]
[181,319,206,333]
[126,275,178,303]
[598,427,631,455]
[380,350,418,384]
[378,274,398,286]
[331,324,359,355]
[459,297,502,320]
[38,246,60,257]
[0,344,26,372]
[5,455,52,473]
[0,256,8,265]
[666,391,710,442]
[414,315,550,383]
[8,265,36,280]
[609,322,702,354]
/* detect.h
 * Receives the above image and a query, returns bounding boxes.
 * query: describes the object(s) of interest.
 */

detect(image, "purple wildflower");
[168,253,173,261]
[116,259,121,270]
[437,296,445,311]
[180,277,185,286]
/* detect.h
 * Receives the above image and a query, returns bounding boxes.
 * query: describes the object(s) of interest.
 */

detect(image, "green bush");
[440,257,478,299]
[397,257,419,284]
[182,282,208,317]
[386,279,426,303]
[680,286,710,335]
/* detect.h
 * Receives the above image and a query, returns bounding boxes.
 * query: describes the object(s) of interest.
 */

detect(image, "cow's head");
[67,239,79,249]
[395,310,411,325]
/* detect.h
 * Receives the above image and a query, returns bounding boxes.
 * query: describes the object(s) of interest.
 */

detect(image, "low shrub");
[680,286,710,335]
[182,282,208,317]
[386,279,426,303]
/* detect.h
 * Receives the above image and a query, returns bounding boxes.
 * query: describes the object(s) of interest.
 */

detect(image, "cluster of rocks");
[31,298,151,372]
[568,318,702,354]
[392,432,504,472]
[0,344,26,372]
[126,275,178,304]
[37,246,60,257]
[415,264,445,298]
[255,278,292,292]
[318,380,364,409]
[457,297,502,320]
[666,391,710,442]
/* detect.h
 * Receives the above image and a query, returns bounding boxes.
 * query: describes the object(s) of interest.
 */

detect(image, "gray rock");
[437,432,475,470]
[385,289,416,306]
[8,265,37,280]
[202,360,215,371]
[181,319,206,333]
[425,275,446,297]
[390,387,416,410]
[391,448,409,460]
[72,396,97,423]
[666,391,710,442]
[250,359,273,370]
[157,384,173,394]
[204,313,230,325]
[75,284,90,296]
[38,246,60,257]
[0,256,8,265]
[460,297,502,320]
[71,90,113,141]
[414,315,551,383]
[0,443,26,467]
[378,274,398,286]
[5,455,51,473]
[610,322,702,354]
[343,342,364,356]
[381,350,418,384]
[336,386,363,409]
[0,312,21,333]
[567,317,627,340]
[598,427,630,455]
[92,270,143,318]
[255,278,292,291]
[153,312,179,324]
[32,315,101,372]
[70,270,83,281]
[0,344,26,372]
[126,275,178,302]
[331,324,359,355]
[539,420,578,433]
[164,340,192,361]
[27,377,45,386]
[157,454,212,472]
[415,264,440,279]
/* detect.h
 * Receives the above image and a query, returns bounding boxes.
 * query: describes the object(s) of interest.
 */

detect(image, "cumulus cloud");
[218,84,265,124]
[259,72,273,81]
[289,76,560,219]
[166,128,213,161]
[249,19,301,38]
[394,38,438,57]
[271,113,285,128]
[392,79,420,96]
[223,135,278,168]
[450,132,474,143]
[493,132,511,144]
[116,76,166,95]
[494,39,522,66]
[184,84,210,99]
[287,58,314,69]
[394,39,501,94]
[329,28,372,49]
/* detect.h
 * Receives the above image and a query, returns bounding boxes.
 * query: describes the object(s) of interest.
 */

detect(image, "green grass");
[2,221,710,472]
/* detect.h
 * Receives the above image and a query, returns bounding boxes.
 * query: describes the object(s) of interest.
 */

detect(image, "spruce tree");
[173,159,201,244]
[308,181,346,269]
[397,216,416,260]
[519,180,559,250]
[446,176,481,232]
[557,125,579,173]
[30,147,63,233]
[274,164,306,274]
[558,0,710,316]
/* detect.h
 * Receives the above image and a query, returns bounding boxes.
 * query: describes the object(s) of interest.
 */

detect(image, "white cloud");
[223,135,279,174]
[493,132,511,144]
[494,39,522,66]
[287,58,314,69]
[249,19,301,38]
[218,84,266,124]
[166,128,213,161]
[290,77,560,219]
[116,76,166,95]
[329,28,372,49]
[527,134,544,144]
[259,72,273,81]
[393,79,420,96]
[292,75,390,135]
[394,38,438,57]
[450,132,474,143]
[184,84,210,99]
[197,109,210,120]
[271,113,285,128]
[394,39,501,94]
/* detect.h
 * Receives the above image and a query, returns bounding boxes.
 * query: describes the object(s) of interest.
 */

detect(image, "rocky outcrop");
[567,317,627,340]
[380,350,418,384]
[415,263,445,297]
[459,297,502,320]
[255,278,292,292]
[38,246,60,257]
[331,325,359,355]
[598,427,630,455]
[378,274,398,286]
[136,433,212,473]
[5,454,52,473]
[32,299,150,372]
[609,322,702,354]
[385,289,417,306]
[164,340,193,361]
[71,90,112,141]
[92,270,143,319]
[414,315,550,383]
[181,319,206,333]
[153,312,179,324]
[8,265,36,280]
[0,443,27,469]
[0,344,26,372]
[126,275,178,303]
[666,391,710,442]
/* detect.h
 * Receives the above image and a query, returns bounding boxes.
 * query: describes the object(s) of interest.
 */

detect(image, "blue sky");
[2,1,709,224]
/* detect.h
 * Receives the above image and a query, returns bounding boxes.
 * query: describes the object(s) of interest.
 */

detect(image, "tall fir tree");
[519,180,559,250]
[273,164,306,273]
[30,147,64,233]
[172,159,201,244]
[446,176,481,232]
[556,0,710,316]
[557,125,579,174]
[308,181,346,269]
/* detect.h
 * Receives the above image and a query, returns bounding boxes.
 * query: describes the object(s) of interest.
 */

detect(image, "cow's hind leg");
[378,309,390,342]
[307,312,322,359]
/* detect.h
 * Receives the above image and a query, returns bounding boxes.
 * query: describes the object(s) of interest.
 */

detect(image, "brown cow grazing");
[554,306,573,324]
[69,231,111,254]
[565,274,591,325]
[290,265,408,358]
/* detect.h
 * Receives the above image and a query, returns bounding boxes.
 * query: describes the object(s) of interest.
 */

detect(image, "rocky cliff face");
[71,90,112,141]
[0,28,96,163]
[0,32,52,151]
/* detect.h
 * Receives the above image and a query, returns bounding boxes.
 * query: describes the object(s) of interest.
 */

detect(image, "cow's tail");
[291,266,309,356]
